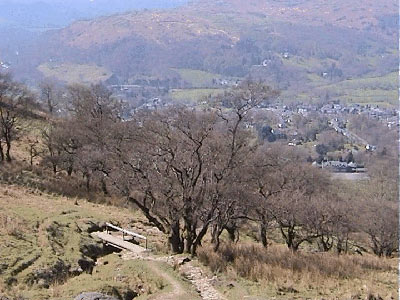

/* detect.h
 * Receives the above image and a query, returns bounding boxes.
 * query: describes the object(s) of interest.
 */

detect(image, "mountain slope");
[192,0,397,33]
[0,0,190,29]
[56,11,238,49]
[11,0,398,105]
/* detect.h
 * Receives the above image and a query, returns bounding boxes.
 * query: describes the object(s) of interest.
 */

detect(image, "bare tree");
[208,81,279,251]
[361,200,398,257]
[0,73,33,162]
[107,82,278,255]
[43,81,282,255]
[250,146,332,251]
[43,84,122,182]
[0,107,17,162]
[108,108,220,253]
[41,125,61,174]
[0,73,14,162]
[358,161,399,257]
[39,79,60,114]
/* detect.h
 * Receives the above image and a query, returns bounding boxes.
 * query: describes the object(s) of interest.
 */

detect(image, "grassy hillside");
[169,88,223,103]
[38,63,113,84]
[171,68,222,87]
[1,181,397,300]
[315,72,398,106]
[0,184,201,300]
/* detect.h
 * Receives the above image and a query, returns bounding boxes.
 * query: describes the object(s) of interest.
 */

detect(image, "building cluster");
[312,160,366,173]
[265,102,398,129]
[0,61,10,70]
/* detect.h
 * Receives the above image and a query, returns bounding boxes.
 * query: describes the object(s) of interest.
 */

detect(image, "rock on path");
[180,262,224,300]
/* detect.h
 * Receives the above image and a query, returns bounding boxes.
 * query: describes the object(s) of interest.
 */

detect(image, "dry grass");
[198,243,398,299]
[0,212,28,236]
[0,160,127,208]
[198,243,393,280]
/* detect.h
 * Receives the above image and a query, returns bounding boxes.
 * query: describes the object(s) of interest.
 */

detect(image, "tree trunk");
[282,226,298,252]
[211,224,217,244]
[184,233,194,254]
[85,173,91,192]
[225,224,237,242]
[211,224,223,252]
[30,146,34,166]
[183,215,196,254]
[292,241,300,252]
[67,165,73,176]
[212,233,221,252]
[0,142,4,162]
[318,234,333,252]
[5,140,11,162]
[169,221,183,254]
[101,178,109,195]
[192,223,210,256]
[214,238,221,252]
[337,239,344,254]
[260,222,268,248]
[48,99,54,114]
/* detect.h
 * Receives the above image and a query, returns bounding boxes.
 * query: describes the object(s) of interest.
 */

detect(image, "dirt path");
[121,252,226,300]
[146,261,186,300]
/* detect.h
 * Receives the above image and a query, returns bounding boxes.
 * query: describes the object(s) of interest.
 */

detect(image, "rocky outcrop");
[25,259,70,288]
[75,221,106,234]
[79,236,107,259]
[20,220,110,289]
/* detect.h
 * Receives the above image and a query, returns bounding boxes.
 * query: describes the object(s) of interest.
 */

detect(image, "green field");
[279,72,398,107]
[282,55,336,74]
[170,88,224,103]
[38,63,113,84]
[316,72,398,106]
[172,68,223,87]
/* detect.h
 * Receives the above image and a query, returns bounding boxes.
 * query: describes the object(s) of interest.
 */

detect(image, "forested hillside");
[6,0,396,107]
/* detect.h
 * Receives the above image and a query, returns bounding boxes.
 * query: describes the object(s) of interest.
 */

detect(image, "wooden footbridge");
[92,223,148,253]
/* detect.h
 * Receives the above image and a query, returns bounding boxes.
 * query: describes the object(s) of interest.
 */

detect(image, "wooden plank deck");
[92,231,147,253]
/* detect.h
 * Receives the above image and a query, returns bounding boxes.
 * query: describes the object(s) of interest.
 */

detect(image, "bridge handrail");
[105,222,147,240]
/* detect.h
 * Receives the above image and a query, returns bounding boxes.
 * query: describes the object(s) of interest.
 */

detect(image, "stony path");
[179,262,224,300]
[121,252,226,300]
[146,261,186,300]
